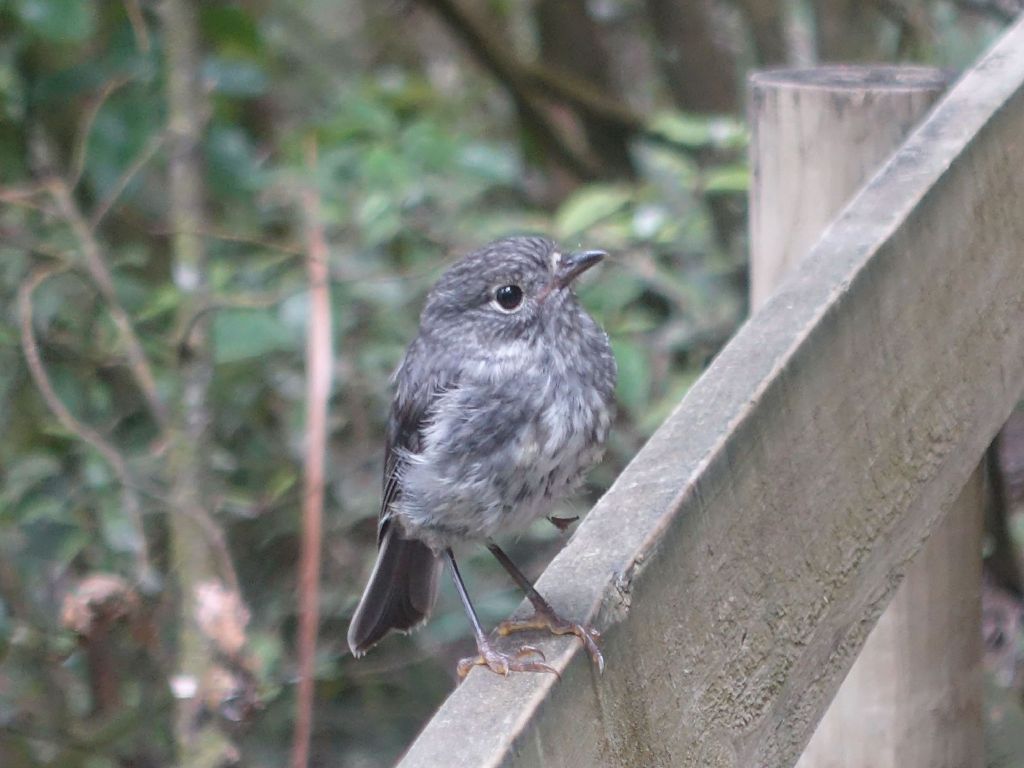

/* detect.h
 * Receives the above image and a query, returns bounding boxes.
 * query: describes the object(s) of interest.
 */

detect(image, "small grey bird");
[347,236,616,676]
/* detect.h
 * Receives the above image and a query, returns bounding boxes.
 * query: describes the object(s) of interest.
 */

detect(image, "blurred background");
[0,1,1021,766]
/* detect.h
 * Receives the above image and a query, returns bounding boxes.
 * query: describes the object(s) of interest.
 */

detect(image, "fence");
[397,17,1024,768]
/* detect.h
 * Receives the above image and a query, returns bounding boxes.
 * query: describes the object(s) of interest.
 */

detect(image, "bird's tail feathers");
[347,526,440,657]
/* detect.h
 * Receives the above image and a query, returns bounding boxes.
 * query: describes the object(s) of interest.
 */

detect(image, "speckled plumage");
[348,236,616,657]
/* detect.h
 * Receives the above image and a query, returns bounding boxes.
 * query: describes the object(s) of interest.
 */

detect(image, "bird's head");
[420,236,605,349]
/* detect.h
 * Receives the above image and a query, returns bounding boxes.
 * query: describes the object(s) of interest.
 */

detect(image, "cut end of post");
[749,65,953,93]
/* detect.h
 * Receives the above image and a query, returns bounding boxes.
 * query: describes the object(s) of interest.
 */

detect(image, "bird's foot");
[496,608,604,673]
[456,640,559,679]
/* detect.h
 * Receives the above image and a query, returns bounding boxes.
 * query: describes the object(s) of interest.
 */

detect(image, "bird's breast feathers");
[393,362,612,547]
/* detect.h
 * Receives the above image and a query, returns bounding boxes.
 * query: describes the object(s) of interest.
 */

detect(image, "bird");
[346,236,616,677]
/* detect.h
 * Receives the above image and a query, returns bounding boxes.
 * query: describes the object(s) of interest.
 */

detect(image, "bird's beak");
[555,250,606,290]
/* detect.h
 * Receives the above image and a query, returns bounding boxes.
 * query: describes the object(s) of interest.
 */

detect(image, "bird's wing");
[349,339,454,653]
[377,340,457,544]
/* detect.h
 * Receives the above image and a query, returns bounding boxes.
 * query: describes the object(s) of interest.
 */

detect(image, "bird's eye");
[493,284,524,312]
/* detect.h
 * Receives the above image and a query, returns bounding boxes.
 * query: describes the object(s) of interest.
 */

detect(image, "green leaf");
[401,121,454,169]
[52,528,89,569]
[85,91,162,200]
[357,192,402,246]
[15,0,96,42]
[206,124,263,197]
[650,112,747,150]
[361,145,409,188]
[579,271,644,314]
[456,143,518,183]
[703,164,750,194]
[100,503,141,554]
[213,308,295,364]
[266,469,298,503]
[201,5,264,55]
[555,184,633,239]
[18,495,66,524]
[640,371,700,433]
[649,112,714,147]
[82,453,113,488]
[3,454,61,505]
[202,57,267,98]
[610,338,651,414]
[322,97,397,143]
[50,362,87,421]
[137,285,181,322]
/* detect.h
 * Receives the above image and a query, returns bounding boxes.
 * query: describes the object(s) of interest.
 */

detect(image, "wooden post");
[797,473,984,767]
[749,66,948,308]
[749,66,985,767]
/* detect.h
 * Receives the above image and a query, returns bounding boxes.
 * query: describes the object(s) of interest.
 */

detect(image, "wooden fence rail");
[398,17,1024,768]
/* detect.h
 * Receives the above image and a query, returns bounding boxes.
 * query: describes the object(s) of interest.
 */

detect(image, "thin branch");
[178,504,240,595]
[733,0,788,65]
[0,231,73,261]
[176,289,297,352]
[18,265,153,584]
[70,77,133,190]
[123,0,151,52]
[414,0,600,179]
[520,62,646,134]
[0,184,57,214]
[90,130,168,229]
[47,174,171,430]
[0,181,49,201]
[291,136,333,768]
[413,0,704,167]
[149,224,304,256]
[159,226,442,283]
[869,0,934,55]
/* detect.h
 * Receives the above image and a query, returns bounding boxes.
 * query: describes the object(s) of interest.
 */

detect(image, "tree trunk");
[160,0,236,764]
[644,0,738,113]
[736,0,789,65]
[414,0,601,197]
[535,0,633,178]
[812,0,887,61]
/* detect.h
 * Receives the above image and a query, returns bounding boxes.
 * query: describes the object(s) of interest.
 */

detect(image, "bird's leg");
[487,543,604,672]
[444,549,557,678]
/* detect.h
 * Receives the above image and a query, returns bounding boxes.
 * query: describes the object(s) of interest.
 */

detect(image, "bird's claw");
[496,611,605,673]
[457,642,559,679]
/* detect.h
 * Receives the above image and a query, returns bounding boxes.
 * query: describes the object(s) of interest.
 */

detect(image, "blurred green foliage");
[0,0,1013,766]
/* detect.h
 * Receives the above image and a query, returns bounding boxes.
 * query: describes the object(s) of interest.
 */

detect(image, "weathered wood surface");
[747,65,983,768]
[748,66,948,308]
[797,468,984,767]
[398,19,1024,768]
